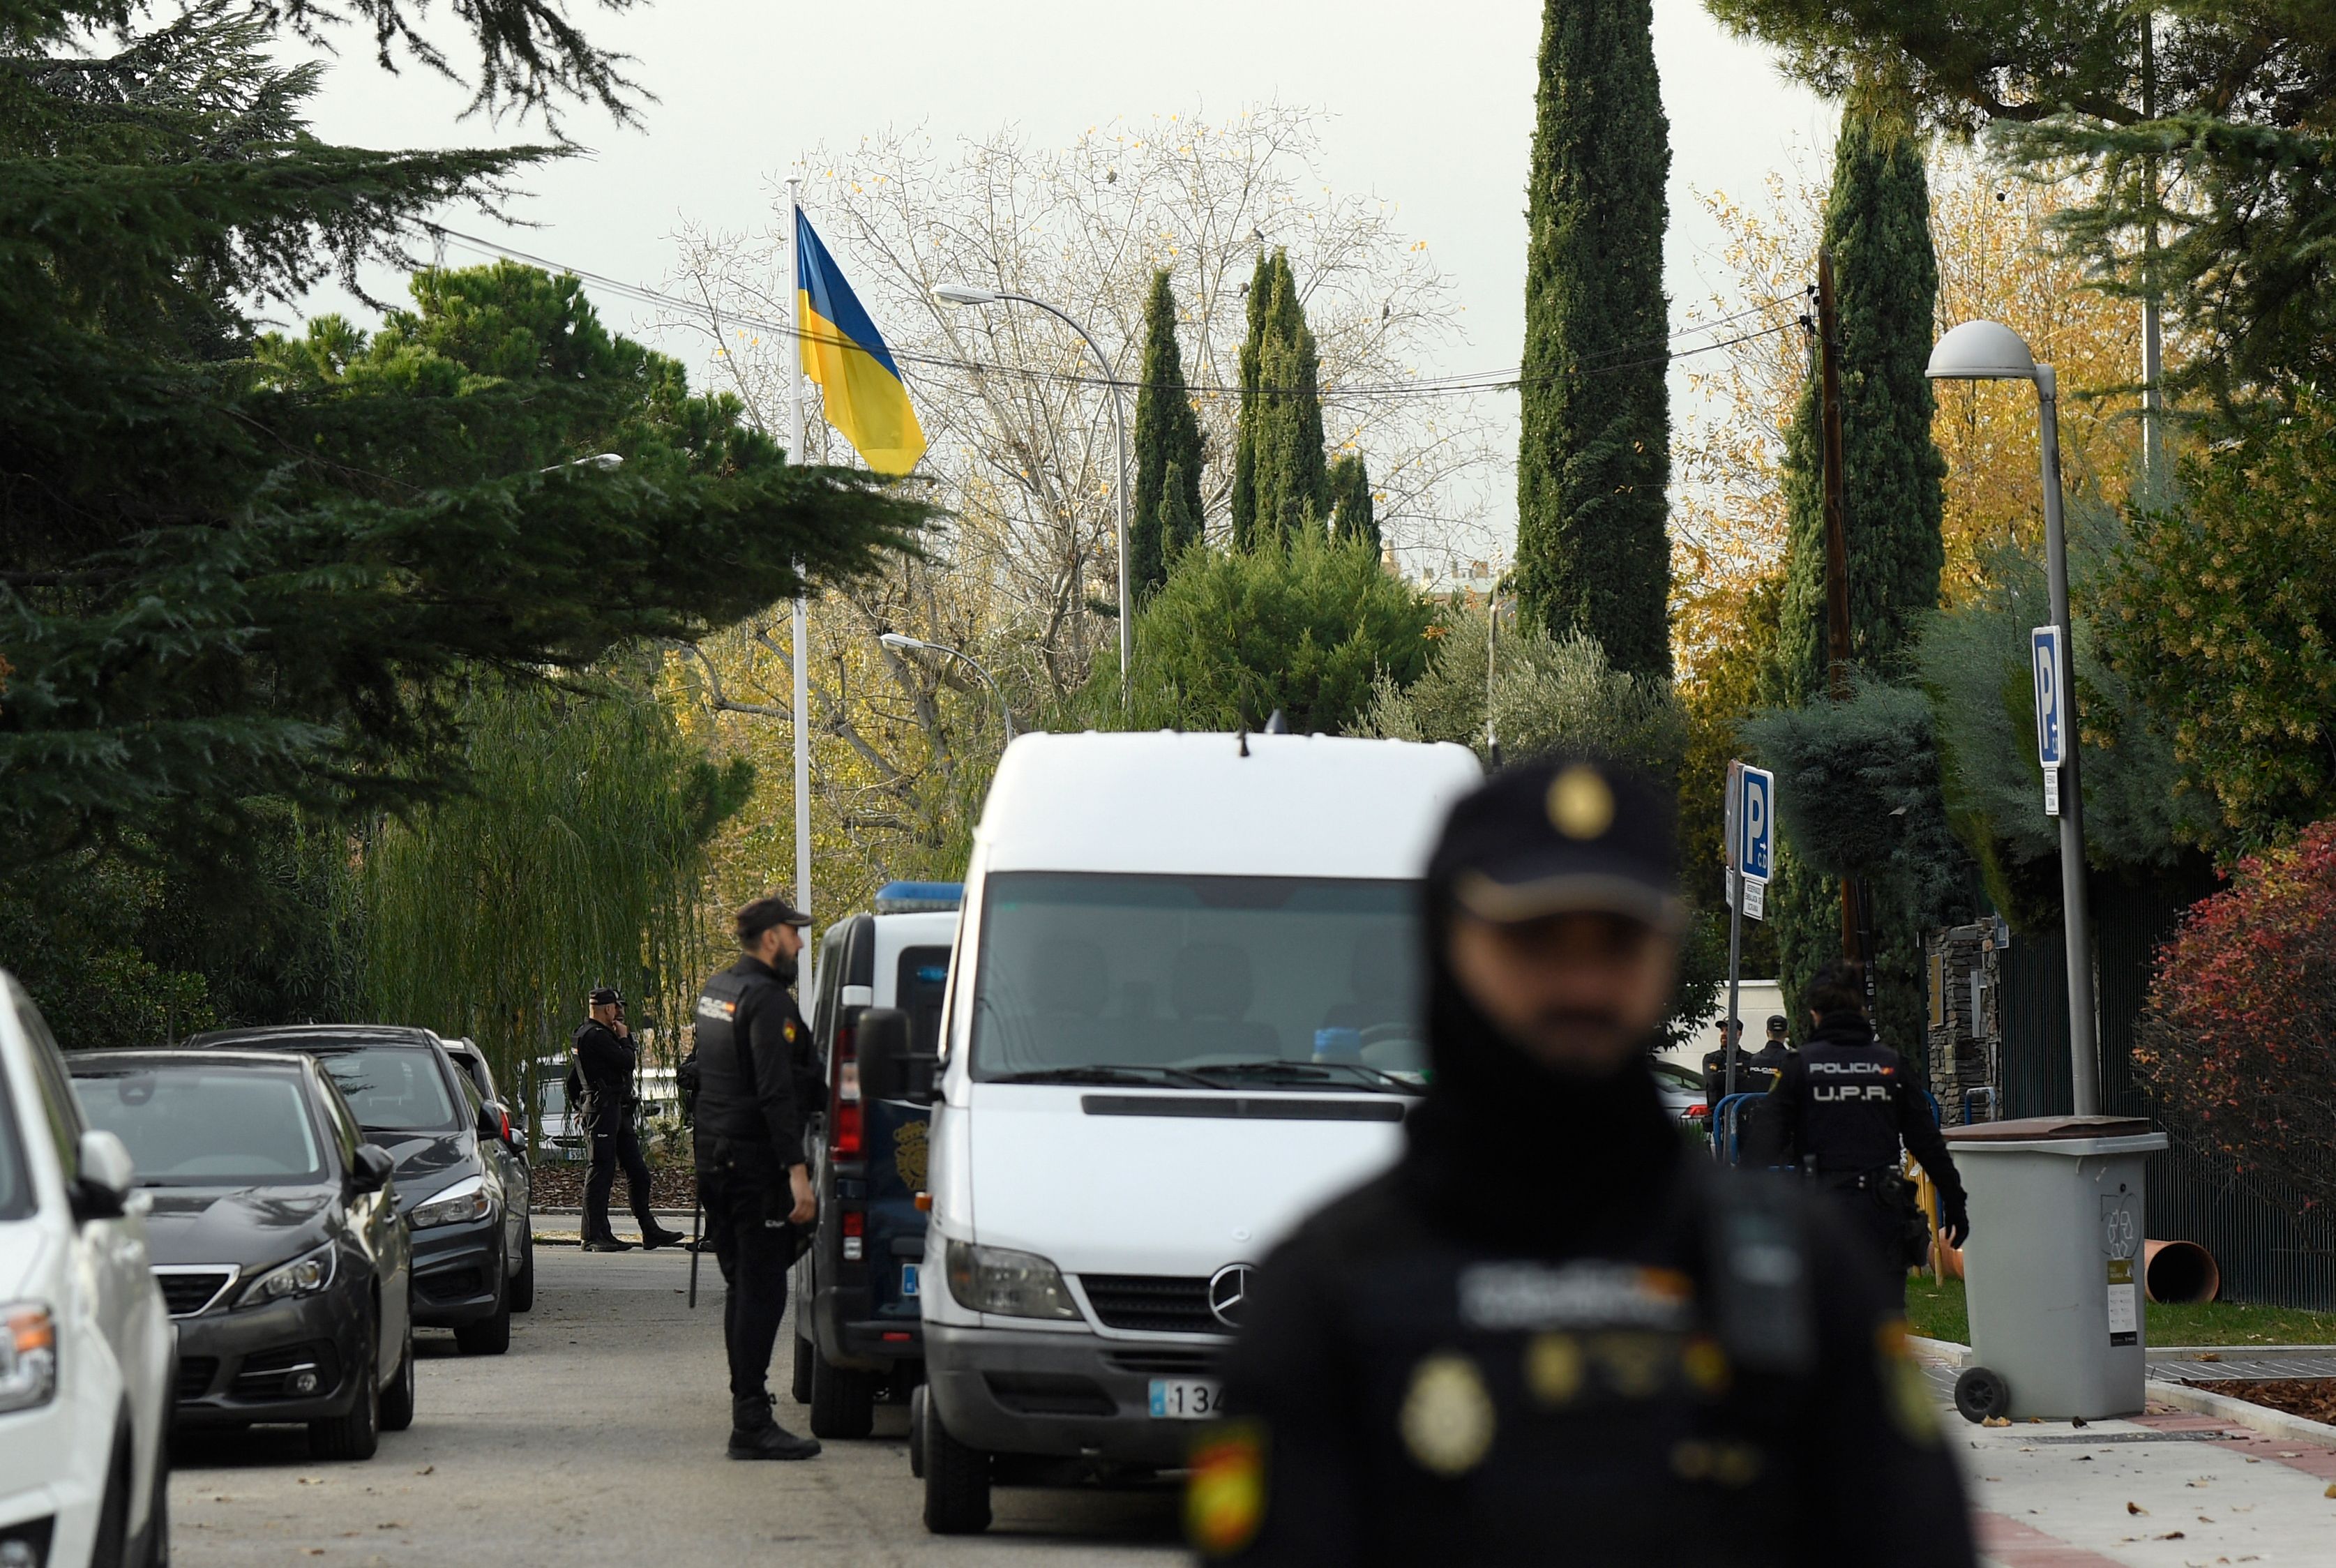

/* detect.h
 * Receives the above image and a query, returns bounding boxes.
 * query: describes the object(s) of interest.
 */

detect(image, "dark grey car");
[437,1037,534,1312]
[188,1026,522,1355]
[68,1050,415,1461]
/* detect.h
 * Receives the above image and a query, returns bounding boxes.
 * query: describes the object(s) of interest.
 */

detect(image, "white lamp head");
[933,283,999,306]
[879,631,926,651]
[1927,319,2038,382]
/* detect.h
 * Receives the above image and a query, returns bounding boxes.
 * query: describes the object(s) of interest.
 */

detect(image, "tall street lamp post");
[879,631,1016,741]
[1927,319,2102,1116]
[932,282,1130,695]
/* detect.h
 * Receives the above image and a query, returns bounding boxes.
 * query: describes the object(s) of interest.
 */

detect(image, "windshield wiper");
[988,1064,1219,1090]
[1187,1060,1414,1093]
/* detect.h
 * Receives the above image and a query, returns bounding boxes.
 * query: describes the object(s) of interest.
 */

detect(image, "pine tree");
[1247,252,1331,548]
[1131,269,1204,598]
[1329,453,1378,548]
[1229,250,1276,549]
[1515,0,1673,677]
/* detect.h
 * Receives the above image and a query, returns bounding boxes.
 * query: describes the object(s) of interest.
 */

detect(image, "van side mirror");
[476,1099,510,1143]
[856,1007,935,1105]
[72,1129,136,1222]
[352,1143,396,1193]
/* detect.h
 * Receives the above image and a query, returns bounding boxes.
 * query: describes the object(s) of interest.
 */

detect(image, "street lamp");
[538,453,624,474]
[1927,319,2101,1117]
[932,282,1130,695]
[879,631,1016,741]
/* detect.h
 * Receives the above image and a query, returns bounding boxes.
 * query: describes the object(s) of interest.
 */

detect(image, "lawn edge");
[2147,1378,2336,1448]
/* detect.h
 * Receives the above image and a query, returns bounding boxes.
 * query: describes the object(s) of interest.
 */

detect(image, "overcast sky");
[290,0,1836,559]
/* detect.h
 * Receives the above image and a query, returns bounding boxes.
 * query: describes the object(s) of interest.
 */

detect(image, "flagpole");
[787,176,813,930]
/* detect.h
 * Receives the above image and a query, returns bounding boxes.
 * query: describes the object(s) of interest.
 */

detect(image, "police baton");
[687,1188,703,1309]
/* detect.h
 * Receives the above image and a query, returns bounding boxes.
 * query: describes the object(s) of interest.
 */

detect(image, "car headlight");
[0,1302,58,1413]
[944,1239,1082,1320]
[411,1175,492,1230]
[239,1244,338,1308]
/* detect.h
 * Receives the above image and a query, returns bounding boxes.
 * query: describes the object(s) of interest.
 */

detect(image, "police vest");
[689,965,774,1148]
[1799,1038,1908,1173]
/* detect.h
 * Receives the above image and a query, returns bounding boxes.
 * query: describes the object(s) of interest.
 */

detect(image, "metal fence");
[1998,873,2336,1311]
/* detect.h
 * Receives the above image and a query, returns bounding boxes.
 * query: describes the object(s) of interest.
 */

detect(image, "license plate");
[901,1264,919,1298]
[1148,1378,1223,1419]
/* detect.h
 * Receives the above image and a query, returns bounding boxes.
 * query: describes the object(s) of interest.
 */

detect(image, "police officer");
[689,896,822,1461]
[1195,756,1974,1566]
[575,988,687,1253]
[1699,1017,1754,1103]
[1768,961,1970,1305]
[1747,1013,1794,1086]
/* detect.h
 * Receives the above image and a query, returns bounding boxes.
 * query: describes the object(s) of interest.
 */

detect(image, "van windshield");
[969,873,1426,1085]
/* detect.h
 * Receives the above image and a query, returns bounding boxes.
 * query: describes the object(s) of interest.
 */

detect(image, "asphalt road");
[167,1246,1185,1567]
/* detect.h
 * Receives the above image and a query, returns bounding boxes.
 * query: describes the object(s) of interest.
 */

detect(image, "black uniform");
[689,954,822,1412]
[1747,1038,1791,1084]
[1202,965,1974,1565]
[1768,1015,1969,1302]
[573,1018,661,1245]
[1699,1042,1757,1103]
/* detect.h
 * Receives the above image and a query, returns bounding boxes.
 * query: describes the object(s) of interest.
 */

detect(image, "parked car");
[68,1050,415,1460]
[1651,1058,1709,1124]
[861,732,1480,1534]
[435,1040,534,1312]
[529,1060,584,1163]
[187,1026,522,1355]
[0,974,174,1568]
[790,882,960,1438]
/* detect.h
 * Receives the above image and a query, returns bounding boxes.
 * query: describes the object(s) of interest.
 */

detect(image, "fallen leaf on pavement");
[2128,1502,2149,1515]
[2155,1530,2184,1539]
[414,1465,434,1476]
[1984,1416,2012,1428]
[2197,1352,2222,1362]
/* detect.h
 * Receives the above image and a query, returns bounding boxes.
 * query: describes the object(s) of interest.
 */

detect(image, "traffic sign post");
[2033,625,2066,817]
[1719,762,1777,1124]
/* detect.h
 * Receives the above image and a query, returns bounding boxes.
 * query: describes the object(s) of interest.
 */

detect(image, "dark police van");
[790,882,958,1437]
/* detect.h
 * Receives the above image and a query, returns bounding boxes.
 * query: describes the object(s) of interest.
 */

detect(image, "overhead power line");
[425,225,1802,404]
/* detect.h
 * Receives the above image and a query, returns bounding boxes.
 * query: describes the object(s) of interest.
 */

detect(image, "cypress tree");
[1229,250,1276,550]
[1251,258,1330,545]
[1515,0,1673,677]
[1768,105,1950,1043]
[1774,107,1947,704]
[1131,270,1205,599]
[1158,460,1201,561]
[1329,452,1378,549]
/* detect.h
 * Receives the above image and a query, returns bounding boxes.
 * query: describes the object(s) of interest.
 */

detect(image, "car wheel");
[379,1320,416,1433]
[791,1331,813,1404]
[907,1384,928,1479]
[808,1349,876,1439]
[921,1398,992,1535]
[308,1330,381,1461]
[510,1226,536,1313]
[454,1272,512,1356]
[90,1431,133,1567]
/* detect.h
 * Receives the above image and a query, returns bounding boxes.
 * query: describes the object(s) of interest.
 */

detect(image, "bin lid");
[1944,1115,2155,1143]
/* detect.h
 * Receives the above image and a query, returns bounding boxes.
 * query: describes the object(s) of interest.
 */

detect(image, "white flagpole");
[787,176,813,928]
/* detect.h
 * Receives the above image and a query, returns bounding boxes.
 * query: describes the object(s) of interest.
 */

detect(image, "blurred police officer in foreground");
[575,988,687,1253]
[1768,962,1969,1307]
[1193,756,1973,1566]
[690,896,822,1461]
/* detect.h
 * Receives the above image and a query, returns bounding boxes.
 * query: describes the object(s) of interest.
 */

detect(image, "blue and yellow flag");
[797,211,926,476]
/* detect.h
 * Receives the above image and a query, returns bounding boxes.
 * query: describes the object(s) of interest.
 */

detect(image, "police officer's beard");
[1401,905,1682,1251]
[774,951,799,984]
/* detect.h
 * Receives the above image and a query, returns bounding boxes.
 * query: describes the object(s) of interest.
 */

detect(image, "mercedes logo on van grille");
[1208,1264,1253,1329]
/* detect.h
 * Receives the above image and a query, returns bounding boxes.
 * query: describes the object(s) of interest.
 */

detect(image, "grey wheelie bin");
[1940,1115,2170,1422]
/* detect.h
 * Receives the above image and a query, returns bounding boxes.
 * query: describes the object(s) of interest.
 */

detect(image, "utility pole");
[2139,13,2167,502]
[1817,246,1861,964]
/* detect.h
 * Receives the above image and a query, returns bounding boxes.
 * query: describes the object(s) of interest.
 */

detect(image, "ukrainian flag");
[797,210,926,476]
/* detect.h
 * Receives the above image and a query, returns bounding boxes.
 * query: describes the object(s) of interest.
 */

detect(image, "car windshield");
[537,1076,567,1115]
[71,1064,327,1185]
[309,1046,460,1133]
[969,873,1426,1085]
[0,1067,31,1219]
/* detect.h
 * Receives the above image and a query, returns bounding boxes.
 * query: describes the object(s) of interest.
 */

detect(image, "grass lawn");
[1904,1275,2336,1348]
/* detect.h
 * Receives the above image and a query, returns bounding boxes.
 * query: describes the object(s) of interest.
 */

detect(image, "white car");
[0,974,175,1567]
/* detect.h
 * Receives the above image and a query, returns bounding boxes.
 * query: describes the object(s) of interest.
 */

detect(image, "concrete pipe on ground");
[2142,1239,2220,1304]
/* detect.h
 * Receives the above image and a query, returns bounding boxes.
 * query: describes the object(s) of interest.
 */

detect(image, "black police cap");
[588,986,624,1007]
[1427,753,1684,932]
[734,894,812,942]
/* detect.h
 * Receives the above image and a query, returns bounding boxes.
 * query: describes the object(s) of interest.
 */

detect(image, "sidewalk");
[1911,1341,2336,1565]
[533,1206,699,1244]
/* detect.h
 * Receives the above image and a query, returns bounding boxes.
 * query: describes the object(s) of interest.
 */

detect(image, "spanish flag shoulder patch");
[1187,1422,1267,1555]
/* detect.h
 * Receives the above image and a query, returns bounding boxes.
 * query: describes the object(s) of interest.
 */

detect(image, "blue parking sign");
[2032,625,2066,769]
[1736,764,1774,884]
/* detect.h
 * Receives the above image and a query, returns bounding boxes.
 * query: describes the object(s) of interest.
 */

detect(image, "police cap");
[734,894,812,942]
[1428,753,1684,933]
[587,986,624,1007]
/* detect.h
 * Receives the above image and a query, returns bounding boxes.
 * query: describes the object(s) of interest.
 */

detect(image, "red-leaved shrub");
[2132,822,2336,1208]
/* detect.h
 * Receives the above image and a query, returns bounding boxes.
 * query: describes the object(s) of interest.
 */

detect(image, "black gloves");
[1938,1194,1971,1250]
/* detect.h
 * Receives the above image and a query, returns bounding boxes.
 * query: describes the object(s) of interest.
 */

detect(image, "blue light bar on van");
[874,881,964,914]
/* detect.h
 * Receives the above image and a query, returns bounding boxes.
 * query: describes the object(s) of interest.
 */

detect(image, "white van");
[866,732,1481,1533]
